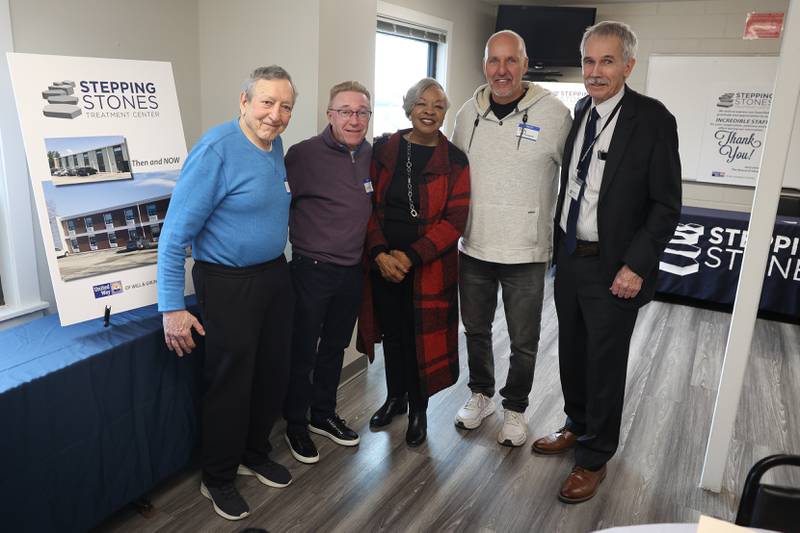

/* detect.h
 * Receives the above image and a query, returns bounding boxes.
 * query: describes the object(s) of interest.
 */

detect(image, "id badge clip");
[567,171,584,201]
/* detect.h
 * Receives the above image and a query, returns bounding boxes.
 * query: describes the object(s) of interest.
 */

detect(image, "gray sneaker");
[497,409,528,447]
[200,481,249,521]
[455,392,496,429]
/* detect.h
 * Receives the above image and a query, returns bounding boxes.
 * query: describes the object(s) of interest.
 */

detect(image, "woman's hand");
[375,252,408,283]
[390,250,413,272]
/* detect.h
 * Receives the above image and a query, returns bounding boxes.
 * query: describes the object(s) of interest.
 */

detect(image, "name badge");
[567,172,584,201]
[284,180,291,194]
[363,178,374,194]
[517,123,540,142]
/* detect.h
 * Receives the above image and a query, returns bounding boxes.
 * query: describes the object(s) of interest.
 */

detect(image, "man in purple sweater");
[283,81,373,463]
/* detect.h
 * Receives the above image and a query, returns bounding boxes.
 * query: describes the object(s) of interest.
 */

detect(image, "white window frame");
[0,0,48,323]
[376,2,453,92]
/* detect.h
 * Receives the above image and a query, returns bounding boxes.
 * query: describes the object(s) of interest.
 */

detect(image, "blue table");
[657,206,800,317]
[0,302,203,532]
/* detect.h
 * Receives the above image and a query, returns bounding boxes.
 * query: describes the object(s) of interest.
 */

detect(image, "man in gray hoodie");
[451,30,571,447]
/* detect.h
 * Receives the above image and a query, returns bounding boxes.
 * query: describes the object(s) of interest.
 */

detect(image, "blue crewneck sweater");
[157,119,290,312]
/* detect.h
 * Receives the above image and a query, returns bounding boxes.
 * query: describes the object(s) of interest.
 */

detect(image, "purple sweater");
[286,126,372,266]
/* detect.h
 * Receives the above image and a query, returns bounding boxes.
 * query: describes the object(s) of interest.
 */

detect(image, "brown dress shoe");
[558,465,607,504]
[531,426,578,455]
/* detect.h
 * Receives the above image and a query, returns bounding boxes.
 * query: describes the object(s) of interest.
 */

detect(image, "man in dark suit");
[531,21,681,503]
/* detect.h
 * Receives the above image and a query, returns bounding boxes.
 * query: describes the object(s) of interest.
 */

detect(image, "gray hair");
[242,65,297,103]
[580,21,638,63]
[484,29,528,60]
[402,78,449,117]
[328,80,371,108]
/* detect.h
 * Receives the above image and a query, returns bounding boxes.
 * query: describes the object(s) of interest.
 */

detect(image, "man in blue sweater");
[157,65,296,521]
[283,81,372,463]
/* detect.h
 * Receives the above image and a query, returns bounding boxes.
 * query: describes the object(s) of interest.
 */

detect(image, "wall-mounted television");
[494,5,596,68]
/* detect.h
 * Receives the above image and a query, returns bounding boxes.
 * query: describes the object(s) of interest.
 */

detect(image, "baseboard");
[339,353,368,387]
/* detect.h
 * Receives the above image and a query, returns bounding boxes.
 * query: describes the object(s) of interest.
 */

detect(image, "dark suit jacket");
[554,86,682,308]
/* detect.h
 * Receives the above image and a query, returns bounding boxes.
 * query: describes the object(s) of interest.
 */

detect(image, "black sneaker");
[199,481,249,521]
[309,415,360,446]
[237,459,292,488]
[285,429,320,464]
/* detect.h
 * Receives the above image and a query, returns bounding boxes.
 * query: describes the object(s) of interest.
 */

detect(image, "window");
[146,203,157,222]
[128,228,138,241]
[88,235,98,251]
[374,7,449,137]
[108,231,117,248]
[150,224,160,242]
[95,149,106,172]
[70,238,79,253]
[84,216,94,233]
[103,213,113,228]
[125,208,135,225]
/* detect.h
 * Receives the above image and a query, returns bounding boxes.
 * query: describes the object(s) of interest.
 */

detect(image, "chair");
[735,454,800,532]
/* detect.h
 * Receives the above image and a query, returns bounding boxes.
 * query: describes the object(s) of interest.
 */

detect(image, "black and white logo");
[659,223,704,276]
[42,81,81,118]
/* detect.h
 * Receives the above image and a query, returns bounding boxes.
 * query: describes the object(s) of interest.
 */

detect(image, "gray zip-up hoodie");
[452,81,571,263]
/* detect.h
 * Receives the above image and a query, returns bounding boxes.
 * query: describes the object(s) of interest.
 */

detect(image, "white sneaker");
[455,392,496,429]
[497,410,528,447]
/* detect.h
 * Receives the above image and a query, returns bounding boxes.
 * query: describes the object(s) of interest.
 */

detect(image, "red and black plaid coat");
[357,129,470,398]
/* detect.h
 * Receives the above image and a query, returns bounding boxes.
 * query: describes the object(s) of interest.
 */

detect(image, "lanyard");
[576,99,623,172]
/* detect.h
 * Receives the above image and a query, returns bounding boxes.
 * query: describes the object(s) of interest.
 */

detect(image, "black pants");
[372,270,428,413]
[553,241,638,471]
[284,254,363,430]
[192,257,293,487]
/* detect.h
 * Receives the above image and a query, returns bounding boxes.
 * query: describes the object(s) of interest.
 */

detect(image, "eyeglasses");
[329,108,373,120]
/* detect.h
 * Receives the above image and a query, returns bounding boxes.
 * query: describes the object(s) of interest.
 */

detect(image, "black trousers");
[371,270,428,412]
[192,257,293,487]
[284,254,363,430]
[553,241,638,471]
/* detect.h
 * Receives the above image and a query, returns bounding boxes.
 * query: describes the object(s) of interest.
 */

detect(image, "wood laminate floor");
[97,277,800,533]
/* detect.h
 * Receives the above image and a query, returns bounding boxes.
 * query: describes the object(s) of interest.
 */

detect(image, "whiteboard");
[646,55,799,191]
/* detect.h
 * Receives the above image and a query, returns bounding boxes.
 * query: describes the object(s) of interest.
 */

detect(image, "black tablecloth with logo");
[0,301,203,532]
[657,206,800,316]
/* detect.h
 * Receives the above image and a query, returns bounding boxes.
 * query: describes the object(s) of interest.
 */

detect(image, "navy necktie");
[565,107,599,255]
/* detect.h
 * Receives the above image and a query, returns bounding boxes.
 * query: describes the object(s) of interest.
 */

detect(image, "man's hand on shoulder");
[163,310,206,357]
[610,264,643,300]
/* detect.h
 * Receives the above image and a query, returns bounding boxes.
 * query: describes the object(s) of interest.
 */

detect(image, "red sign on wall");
[743,12,784,40]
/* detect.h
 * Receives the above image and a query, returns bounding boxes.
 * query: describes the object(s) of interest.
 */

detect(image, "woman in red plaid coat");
[357,78,470,447]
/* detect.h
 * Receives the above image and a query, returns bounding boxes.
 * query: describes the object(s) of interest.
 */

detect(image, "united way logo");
[41,80,81,118]
[660,223,704,276]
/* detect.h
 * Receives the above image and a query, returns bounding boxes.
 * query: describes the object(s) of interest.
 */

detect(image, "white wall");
[493,0,790,212]
[387,0,496,135]
[197,0,321,149]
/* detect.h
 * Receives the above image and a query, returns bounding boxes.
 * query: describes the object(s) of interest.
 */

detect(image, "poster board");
[6,53,190,326]
[646,55,800,190]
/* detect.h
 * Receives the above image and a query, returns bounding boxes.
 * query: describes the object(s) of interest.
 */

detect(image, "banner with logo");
[697,84,773,187]
[657,206,799,316]
[6,53,188,326]
[538,82,587,118]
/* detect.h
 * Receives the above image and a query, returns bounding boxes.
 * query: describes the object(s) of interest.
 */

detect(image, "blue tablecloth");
[657,206,800,317]
[0,301,203,532]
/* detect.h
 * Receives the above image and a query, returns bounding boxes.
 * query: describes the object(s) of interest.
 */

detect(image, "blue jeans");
[458,252,546,413]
